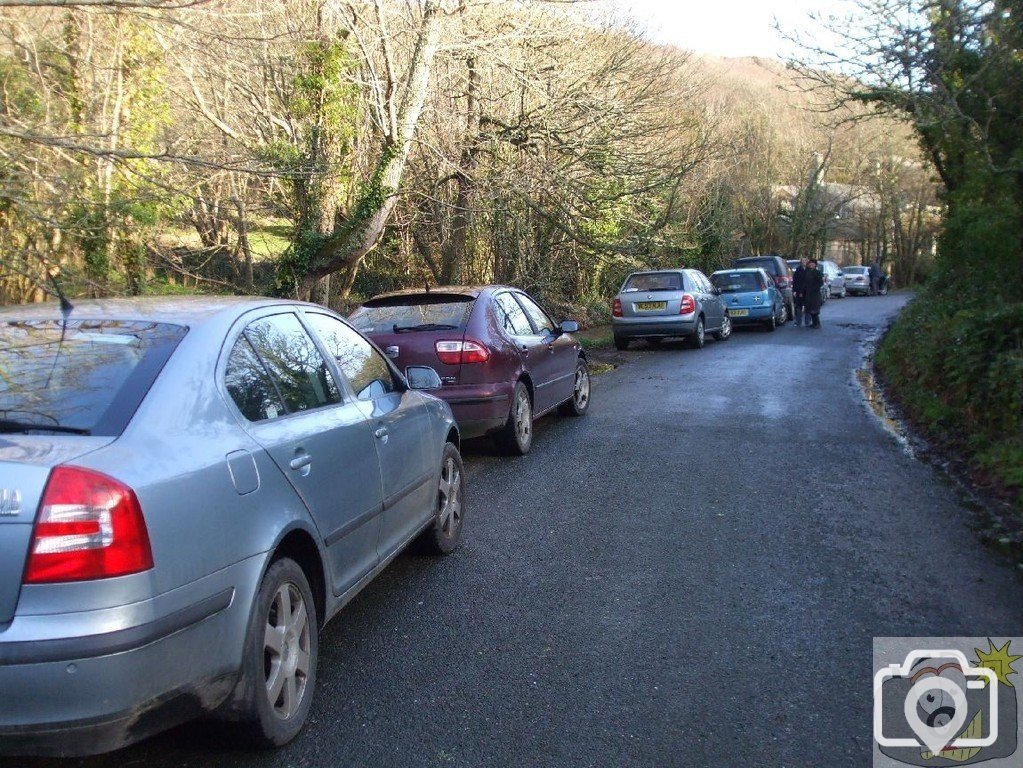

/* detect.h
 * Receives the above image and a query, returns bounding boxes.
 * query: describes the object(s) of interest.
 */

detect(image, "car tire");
[416,442,464,555]
[764,312,777,332]
[688,317,706,349]
[234,557,318,748]
[613,335,629,351]
[713,314,732,341]
[497,381,533,455]
[559,359,591,417]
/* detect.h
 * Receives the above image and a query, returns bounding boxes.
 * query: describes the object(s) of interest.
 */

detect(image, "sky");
[619,0,855,60]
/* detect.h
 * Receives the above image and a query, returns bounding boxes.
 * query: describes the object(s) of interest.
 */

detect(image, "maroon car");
[349,286,590,454]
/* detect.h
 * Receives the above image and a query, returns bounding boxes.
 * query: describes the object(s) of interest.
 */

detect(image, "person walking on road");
[804,258,825,328]
[869,257,883,296]
[791,257,809,327]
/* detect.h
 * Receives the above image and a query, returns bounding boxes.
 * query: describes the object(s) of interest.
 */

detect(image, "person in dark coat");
[869,258,883,295]
[791,257,809,326]
[803,258,825,328]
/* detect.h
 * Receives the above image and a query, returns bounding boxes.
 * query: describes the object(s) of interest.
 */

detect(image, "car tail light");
[774,275,789,288]
[679,294,696,314]
[435,339,491,365]
[23,466,153,584]
[612,298,622,317]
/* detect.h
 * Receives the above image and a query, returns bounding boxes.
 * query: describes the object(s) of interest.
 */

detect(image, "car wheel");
[879,284,889,296]
[713,313,732,340]
[235,557,318,748]
[613,335,629,351]
[559,359,591,417]
[497,381,533,455]
[417,442,464,555]
[689,317,705,349]
[764,311,777,332]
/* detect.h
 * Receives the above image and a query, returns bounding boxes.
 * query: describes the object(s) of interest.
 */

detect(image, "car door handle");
[374,427,389,441]
[289,452,312,474]
[519,344,529,355]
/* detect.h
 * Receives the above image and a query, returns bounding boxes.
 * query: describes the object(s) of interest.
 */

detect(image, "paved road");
[10,294,1023,768]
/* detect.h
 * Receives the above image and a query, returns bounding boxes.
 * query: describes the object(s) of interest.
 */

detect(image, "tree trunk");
[294,0,446,300]
[440,54,481,284]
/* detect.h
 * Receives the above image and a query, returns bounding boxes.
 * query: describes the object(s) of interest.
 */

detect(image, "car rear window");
[734,258,780,276]
[844,266,868,274]
[349,294,474,334]
[712,272,765,292]
[0,319,187,436]
[622,273,682,292]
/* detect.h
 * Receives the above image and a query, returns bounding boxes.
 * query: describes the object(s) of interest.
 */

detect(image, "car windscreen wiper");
[0,419,92,436]
[393,323,459,333]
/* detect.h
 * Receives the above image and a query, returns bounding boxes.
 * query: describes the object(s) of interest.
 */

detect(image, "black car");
[732,256,794,320]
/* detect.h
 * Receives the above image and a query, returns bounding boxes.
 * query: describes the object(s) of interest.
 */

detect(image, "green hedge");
[876,289,1023,511]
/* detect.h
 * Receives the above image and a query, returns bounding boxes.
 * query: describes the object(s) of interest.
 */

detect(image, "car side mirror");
[558,320,579,334]
[405,366,442,391]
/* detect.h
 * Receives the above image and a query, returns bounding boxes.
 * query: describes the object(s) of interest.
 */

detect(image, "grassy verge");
[576,325,613,350]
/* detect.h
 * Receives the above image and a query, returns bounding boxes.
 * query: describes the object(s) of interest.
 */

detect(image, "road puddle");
[856,366,915,457]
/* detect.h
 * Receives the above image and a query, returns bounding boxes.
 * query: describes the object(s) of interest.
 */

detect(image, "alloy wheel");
[573,366,590,410]
[514,389,531,445]
[264,582,311,721]
[438,455,462,537]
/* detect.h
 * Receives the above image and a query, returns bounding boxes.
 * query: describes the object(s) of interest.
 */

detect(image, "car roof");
[626,269,686,276]
[361,285,515,304]
[0,295,308,326]
[712,268,764,274]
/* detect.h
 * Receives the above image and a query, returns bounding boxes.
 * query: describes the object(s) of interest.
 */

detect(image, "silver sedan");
[0,297,464,756]
[611,268,731,349]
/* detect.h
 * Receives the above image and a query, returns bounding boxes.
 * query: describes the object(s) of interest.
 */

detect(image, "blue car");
[710,268,787,332]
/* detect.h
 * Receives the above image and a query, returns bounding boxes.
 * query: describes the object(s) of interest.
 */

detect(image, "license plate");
[635,301,666,310]
[730,309,749,317]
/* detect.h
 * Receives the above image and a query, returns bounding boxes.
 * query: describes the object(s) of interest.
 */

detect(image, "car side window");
[244,313,342,413]
[225,336,287,421]
[515,293,555,335]
[684,270,703,293]
[304,312,396,402]
[493,293,533,336]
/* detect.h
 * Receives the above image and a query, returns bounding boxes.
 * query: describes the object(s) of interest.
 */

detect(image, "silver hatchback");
[611,268,731,349]
[0,297,464,756]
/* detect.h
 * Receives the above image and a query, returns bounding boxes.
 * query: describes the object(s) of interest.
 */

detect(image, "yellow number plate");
[730,309,749,317]
[635,301,667,310]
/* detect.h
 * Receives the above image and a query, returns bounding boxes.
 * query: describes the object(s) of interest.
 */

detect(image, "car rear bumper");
[612,315,698,339]
[846,284,870,294]
[0,556,262,756]
[430,382,512,439]
[727,306,774,324]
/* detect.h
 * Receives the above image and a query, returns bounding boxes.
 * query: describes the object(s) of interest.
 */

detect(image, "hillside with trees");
[0,0,936,322]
